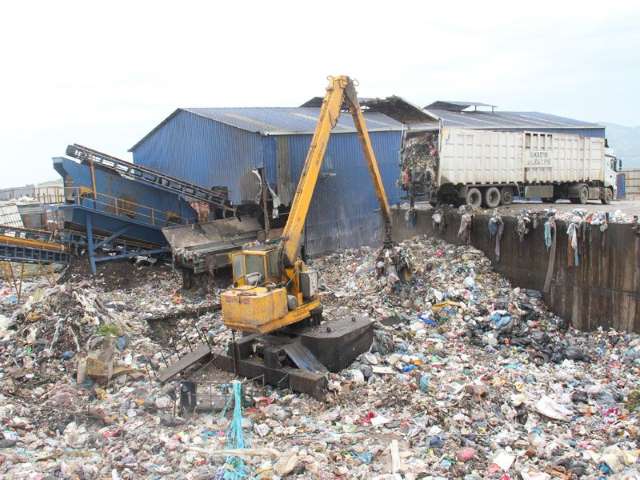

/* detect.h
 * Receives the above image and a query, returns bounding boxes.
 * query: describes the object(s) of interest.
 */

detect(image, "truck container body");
[402,127,618,208]
[439,128,606,185]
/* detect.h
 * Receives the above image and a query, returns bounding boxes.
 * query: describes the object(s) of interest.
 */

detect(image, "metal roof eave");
[422,109,441,121]
[260,126,404,136]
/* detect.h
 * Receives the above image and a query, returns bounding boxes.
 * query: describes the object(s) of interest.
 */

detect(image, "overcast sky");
[0,0,638,188]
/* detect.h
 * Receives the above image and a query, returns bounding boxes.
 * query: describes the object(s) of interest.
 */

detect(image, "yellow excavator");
[217,76,406,397]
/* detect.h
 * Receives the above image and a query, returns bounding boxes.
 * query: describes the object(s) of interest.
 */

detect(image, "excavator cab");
[223,242,321,333]
[230,246,280,287]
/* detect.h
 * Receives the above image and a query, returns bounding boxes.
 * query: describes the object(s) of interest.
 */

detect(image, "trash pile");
[0,265,225,478]
[307,236,640,478]
[510,207,637,225]
[0,236,640,478]
[400,132,439,204]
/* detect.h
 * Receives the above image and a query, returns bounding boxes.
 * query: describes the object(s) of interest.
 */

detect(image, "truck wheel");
[601,188,613,205]
[465,188,482,209]
[578,185,589,204]
[484,187,501,208]
[501,188,513,205]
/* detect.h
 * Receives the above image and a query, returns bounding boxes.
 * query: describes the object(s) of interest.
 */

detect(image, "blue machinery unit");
[51,145,234,273]
[58,200,171,273]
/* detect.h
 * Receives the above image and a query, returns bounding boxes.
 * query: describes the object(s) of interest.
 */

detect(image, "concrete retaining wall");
[392,208,640,332]
[625,169,640,200]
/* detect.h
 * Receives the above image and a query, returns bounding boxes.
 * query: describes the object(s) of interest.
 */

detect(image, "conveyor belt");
[0,227,69,264]
[65,144,235,214]
[0,243,69,264]
[0,225,57,244]
[0,234,66,253]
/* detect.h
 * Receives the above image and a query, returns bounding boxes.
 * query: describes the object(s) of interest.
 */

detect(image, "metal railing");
[62,186,187,227]
[32,186,65,204]
[0,187,65,228]
[0,186,66,205]
[0,186,190,230]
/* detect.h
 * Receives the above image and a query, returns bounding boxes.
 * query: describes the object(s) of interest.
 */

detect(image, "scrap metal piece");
[162,217,263,274]
[282,342,328,374]
[157,343,212,383]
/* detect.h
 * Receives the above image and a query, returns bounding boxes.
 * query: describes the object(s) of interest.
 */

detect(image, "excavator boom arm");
[344,81,393,244]
[281,76,393,266]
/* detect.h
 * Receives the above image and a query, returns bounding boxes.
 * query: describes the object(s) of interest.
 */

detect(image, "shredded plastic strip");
[222,381,248,479]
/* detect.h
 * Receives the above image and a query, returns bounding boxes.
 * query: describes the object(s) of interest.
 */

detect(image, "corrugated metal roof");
[298,97,602,132]
[132,100,603,152]
[130,107,404,151]
[425,108,604,130]
[184,107,404,135]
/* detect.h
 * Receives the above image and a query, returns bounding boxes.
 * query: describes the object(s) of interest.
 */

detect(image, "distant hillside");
[602,122,640,169]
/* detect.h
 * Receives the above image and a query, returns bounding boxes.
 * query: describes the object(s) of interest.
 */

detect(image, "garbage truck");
[400,127,619,208]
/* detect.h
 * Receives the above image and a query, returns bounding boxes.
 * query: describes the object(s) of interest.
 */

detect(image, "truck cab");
[604,146,619,199]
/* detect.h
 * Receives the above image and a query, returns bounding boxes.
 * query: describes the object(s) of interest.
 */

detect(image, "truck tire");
[578,185,589,204]
[501,188,513,205]
[601,188,613,204]
[465,188,482,209]
[484,187,501,208]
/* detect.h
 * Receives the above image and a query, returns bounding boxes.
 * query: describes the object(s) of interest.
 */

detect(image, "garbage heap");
[0,236,640,479]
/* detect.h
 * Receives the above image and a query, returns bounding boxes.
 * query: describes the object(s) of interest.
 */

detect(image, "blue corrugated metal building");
[130,107,404,254]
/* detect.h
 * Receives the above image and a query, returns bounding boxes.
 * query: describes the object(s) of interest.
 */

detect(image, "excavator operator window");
[267,249,280,279]
[246,254,266,280]
[232,254,245,281]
